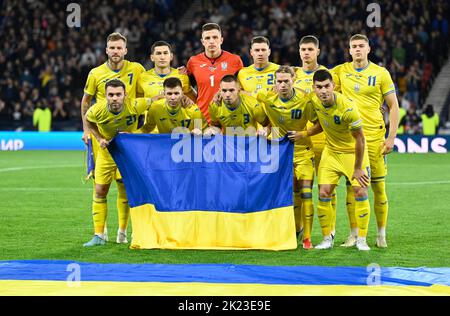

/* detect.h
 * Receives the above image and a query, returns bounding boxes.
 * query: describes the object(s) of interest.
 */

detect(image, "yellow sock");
[293,190,303,233]
[317,197,332,237]
[346,185,357,230]
[300,187,313,240]
[355,196,371,237]
[93,182,107,234]
[330,191,337,234]
[116,181,130,232]
[92,197,107,236]
[371,181,388,231]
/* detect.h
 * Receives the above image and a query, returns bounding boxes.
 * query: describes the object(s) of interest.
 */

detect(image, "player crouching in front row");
[84,79,154,247]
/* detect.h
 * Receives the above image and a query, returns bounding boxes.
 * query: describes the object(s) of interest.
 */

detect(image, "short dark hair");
[275,65,295,77]
[221,75,238,83]
[424,104,434,117]
[163,77,182,89]
[150,41,172,54]
[105,78,126,91]
[299,35,319,47]
[251,36,270,47]
[313,69,333,83]
[202,23,222,34]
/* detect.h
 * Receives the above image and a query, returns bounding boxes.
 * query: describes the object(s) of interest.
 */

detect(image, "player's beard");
[108,101,123,113]
[109,55,124,66]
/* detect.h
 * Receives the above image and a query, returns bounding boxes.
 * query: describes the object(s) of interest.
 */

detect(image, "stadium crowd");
[0,0,449,131]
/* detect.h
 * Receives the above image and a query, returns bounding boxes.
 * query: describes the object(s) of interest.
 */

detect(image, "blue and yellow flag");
[85,137,95,180]
[108,133,297,250]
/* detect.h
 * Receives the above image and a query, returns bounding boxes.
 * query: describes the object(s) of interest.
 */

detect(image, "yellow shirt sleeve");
[331,65,342,93]
[134,98,153,114]
[86,106,97,123]
[380,69,396,96]
[305,101,318,123]
[253,102,268,125]
[208,102,219,124]
[255,90,268,104]
[237,71,244,88]
[143,107,156,133]
[181,74,192,94]
[137,73,145,95]
[189,105,207,130]
[343,107,362,131]
[84,71,97,96]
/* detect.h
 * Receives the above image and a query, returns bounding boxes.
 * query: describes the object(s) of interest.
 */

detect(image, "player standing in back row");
[81,32,145,244]
[186,23,243,122]
[333,34,399,248]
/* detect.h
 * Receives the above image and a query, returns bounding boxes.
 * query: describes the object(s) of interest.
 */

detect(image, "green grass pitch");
[1,150,449,267]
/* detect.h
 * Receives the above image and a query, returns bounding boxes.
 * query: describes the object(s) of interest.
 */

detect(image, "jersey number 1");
[210,75,214,87]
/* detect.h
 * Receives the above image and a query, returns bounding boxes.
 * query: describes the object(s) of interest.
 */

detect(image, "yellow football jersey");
[310,92,362,154]
[332,62,395,139]
[293,65,338,147]
[84,60,145,102]
[144,99,204,133]
[294,65,325,93]
[209,93,265,134]
[237,62,279,96]
[256,89,316,152]
[86,97,152,140]
[137,67,192,98]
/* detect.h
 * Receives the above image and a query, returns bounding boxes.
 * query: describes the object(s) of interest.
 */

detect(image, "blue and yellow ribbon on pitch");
[0,260,449,295]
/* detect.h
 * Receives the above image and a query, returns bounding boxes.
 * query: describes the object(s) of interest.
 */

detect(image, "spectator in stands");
[400,104,421,135]
[52,96,68,121]
[406,63,421,108]
[421,104,440,135]
[33,101,52,132]
[400,93,411,111]
[397,106,407,135]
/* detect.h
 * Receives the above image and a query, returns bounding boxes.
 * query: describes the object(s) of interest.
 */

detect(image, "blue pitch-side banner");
[1,131,449,153]
[0,132,84,150]
[394,135,449,153]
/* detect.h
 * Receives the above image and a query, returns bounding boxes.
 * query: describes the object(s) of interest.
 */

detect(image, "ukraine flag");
[108,133,297,250]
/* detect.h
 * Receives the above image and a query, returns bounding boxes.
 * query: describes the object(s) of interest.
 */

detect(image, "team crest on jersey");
[278,116,285,123]
[221,62,228,71]
[354,83,360,92]
[209,66,217,72]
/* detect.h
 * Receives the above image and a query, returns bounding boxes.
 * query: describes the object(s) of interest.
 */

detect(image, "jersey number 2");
[126,115,136,125]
